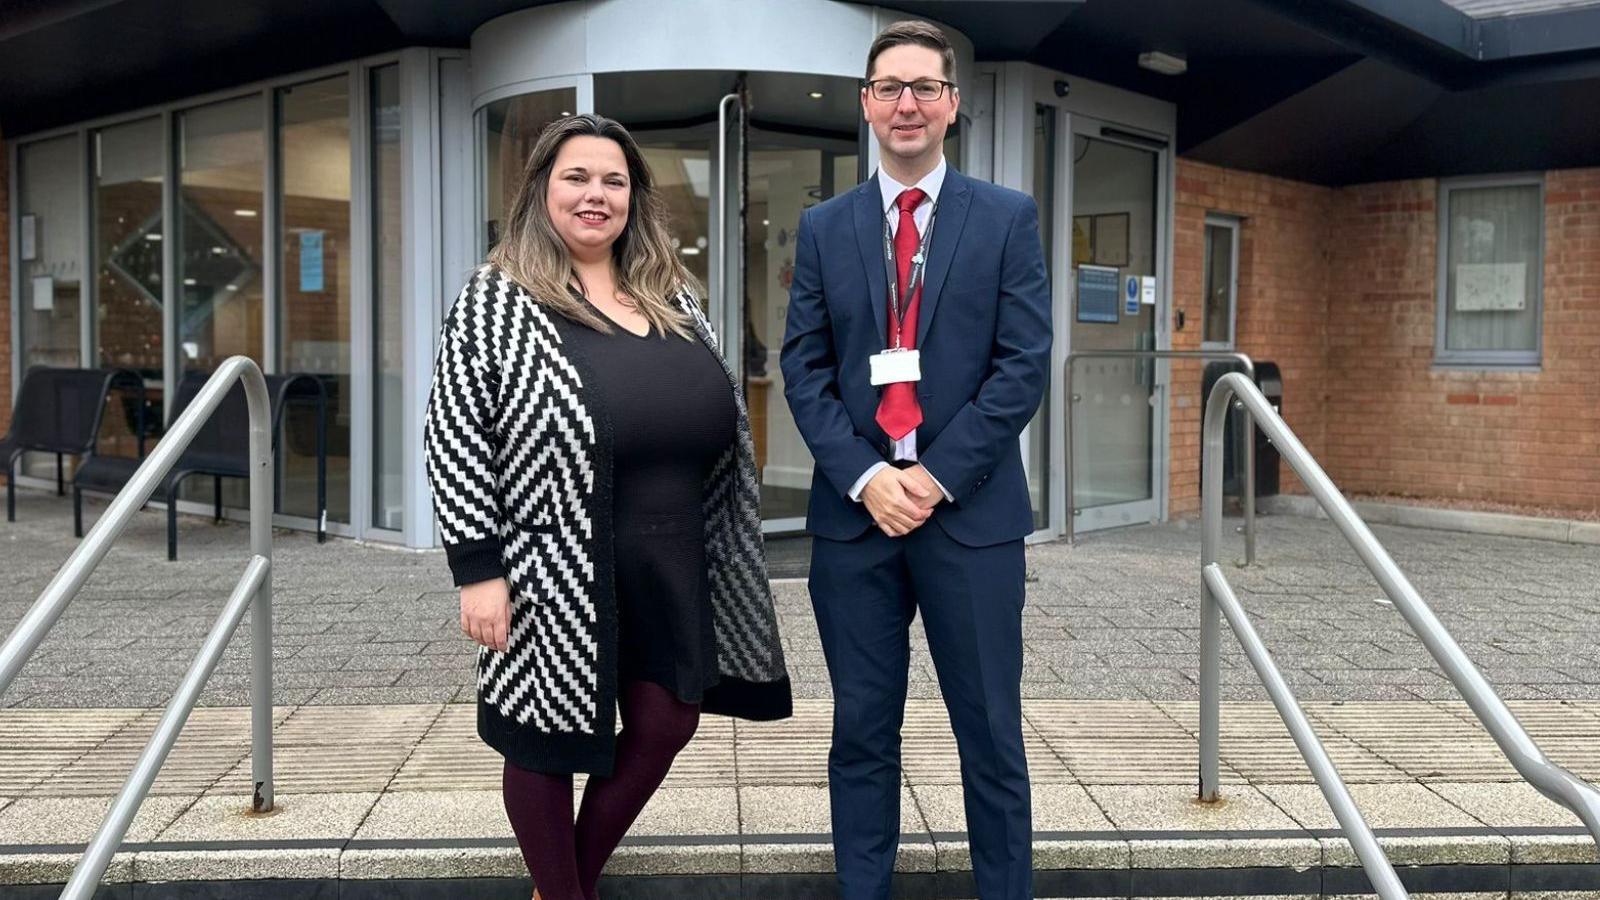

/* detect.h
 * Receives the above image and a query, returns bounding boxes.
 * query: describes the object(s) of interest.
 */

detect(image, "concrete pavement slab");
[1256,782,1509,866]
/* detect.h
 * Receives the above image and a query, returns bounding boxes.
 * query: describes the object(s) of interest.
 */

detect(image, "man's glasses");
[864,79,955,103]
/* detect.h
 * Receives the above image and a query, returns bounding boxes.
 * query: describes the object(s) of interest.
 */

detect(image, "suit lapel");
[853,176,889,342]
[917,168,972,343]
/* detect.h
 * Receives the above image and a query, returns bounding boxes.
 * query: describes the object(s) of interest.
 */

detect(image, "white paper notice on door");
[31,276,54,312]
[1455,262,1525,311]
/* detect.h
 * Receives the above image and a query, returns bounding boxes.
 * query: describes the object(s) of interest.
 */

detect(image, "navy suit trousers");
[809,522,1032,900]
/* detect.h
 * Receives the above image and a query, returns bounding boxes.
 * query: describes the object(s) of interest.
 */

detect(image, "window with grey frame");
[1202,215,1238,348]
[1436,178,1543,367]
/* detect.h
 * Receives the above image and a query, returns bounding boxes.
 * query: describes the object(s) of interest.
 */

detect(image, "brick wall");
[1170,160,1334,516]
[1170,161,1600,519]
[1325,169,1600,513]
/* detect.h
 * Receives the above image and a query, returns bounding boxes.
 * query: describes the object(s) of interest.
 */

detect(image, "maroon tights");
[502,680,701,900]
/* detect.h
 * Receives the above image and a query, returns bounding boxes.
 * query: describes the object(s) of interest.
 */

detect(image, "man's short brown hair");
[865,20,957,85]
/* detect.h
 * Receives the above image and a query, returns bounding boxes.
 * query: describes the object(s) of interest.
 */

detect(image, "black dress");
[561,301,736,704]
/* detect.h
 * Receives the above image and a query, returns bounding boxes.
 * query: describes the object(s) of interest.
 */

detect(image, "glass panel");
[93,118,163,463]
[589,70,861,525]
[482,88,577,254]
[279,75,352,524]
[1202,222,1234,346]
[1026,105,1054,530]
[18,136,83,371]
[1443,183,1540,355]
[16,136,84,480]
[177,95,265,374]
[1069,134,1158,513]
[95,118,164,381]
[747,133,861,520]
[639,143,712,290]
[372,64,404,530]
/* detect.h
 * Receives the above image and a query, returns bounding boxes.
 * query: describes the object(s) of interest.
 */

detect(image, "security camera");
[1053,80,1070,98]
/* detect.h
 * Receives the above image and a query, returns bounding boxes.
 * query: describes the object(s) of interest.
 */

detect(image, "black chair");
[2,367,146,523]
[73,370,326,559]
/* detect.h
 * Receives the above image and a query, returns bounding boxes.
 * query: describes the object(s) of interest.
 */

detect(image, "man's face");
[862,44,959,168]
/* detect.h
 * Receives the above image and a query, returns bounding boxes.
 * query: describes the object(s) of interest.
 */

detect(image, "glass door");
[1066,116,1165,532]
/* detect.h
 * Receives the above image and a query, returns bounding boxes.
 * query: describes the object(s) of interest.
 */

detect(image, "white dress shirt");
[847,157,954,504]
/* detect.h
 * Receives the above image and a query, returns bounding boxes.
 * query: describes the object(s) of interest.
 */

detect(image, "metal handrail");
[1201,372,1600,896]
[0,355,275,900]
[1065,349,1257,565]
[1201,564,1406,898]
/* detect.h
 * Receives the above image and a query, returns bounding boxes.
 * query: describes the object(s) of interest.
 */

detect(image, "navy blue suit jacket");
[780,168,1052,547]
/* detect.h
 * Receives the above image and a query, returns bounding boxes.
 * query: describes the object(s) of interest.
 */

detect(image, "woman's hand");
[461,578,511,652]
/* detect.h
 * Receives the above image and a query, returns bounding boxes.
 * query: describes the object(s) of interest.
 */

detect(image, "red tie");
[875,187,927,441]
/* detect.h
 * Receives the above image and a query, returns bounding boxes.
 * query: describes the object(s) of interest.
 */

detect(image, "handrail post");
[1198,365,1225,801]
[246,368,274,813]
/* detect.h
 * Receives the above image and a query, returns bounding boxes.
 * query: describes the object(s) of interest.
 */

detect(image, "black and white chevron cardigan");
[424,264,791,776]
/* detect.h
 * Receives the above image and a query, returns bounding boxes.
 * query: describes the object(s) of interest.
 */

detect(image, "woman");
[423,113,791,900]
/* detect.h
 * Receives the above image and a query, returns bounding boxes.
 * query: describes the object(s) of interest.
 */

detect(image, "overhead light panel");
[1138,51,1187,76]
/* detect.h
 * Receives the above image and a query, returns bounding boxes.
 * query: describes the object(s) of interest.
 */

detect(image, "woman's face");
[545,135,631,263]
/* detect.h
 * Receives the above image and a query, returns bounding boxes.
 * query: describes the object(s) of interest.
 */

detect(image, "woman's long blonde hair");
[488,113,700,338]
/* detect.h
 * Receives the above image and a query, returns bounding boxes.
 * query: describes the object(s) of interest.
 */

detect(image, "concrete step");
[1,700,1598,896]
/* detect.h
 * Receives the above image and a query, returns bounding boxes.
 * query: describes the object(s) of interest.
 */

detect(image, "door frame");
[1065,112,1170,534]
[988,62,1176,540]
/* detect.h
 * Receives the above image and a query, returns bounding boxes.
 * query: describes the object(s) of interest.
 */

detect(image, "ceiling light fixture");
[234,208,258,218]
[808,91,824,99]
[1138,51,1187,76]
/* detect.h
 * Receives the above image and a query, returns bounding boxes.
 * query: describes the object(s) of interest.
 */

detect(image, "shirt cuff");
[848,462,890,501]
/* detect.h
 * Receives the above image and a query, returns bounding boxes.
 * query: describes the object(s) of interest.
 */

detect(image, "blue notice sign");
[1076,265,1120,324]
[299,231,325,293]
[1125,275,1141,315]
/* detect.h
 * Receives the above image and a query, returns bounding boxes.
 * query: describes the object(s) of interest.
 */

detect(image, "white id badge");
[869,349,922,386]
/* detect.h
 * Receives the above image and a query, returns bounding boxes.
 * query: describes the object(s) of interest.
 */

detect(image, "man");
[780,20,1052,900]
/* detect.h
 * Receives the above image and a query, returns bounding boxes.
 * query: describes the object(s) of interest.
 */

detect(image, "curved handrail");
[1065,349,1257,565]
[0,355,276,899]
[1202,371,1600,844]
